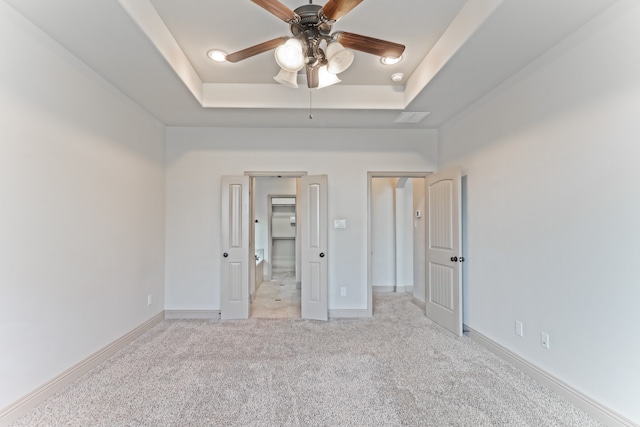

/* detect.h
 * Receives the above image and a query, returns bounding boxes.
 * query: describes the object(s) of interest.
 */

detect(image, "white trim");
[464,326,638,427]
[164,310,221,319]
[373,285,414,294]
[244,171,307,178]
[373,285,396,293]
[0,312,165,425]
[411,297,426,312]
[329,309,370,319]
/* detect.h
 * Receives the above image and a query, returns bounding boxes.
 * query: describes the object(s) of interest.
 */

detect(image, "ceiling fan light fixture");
[274,38,305,72]
[316,66,341,89]
[274,68,299,88]
[226,0,406,90]
[207,49,228,62]
[326,41,354,74]
[380,55,402,65]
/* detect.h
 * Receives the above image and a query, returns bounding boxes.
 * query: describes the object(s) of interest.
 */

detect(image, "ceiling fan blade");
[251,0,298,22]
[335,31,405,58]
[306,65,319,89]
[320,0,363,21]
[225,37,288,63]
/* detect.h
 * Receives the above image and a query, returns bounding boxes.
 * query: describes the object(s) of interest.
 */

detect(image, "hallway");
[250,270,300,319]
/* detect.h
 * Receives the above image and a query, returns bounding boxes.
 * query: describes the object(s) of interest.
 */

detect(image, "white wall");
[439,1,640,422]
[165,128,437,311]
[371,178,397,288]
[0,4,165,411]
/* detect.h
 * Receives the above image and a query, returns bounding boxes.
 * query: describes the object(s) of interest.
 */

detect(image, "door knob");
[319,252,325,258]
[450,256,458,262]
[223,252,229,258]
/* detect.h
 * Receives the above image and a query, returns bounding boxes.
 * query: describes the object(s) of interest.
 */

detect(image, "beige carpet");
[11,294,600,426]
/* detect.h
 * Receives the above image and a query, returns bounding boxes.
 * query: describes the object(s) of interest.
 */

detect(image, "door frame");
[367,171,432,317]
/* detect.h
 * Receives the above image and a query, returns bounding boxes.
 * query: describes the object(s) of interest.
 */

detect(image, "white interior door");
[426,167,463,336]
[300,175,328,321]
[220,175,250,320]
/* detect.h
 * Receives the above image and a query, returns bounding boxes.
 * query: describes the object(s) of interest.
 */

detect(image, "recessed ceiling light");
[391,73,404,82]
[381,55,402,65]
[207,49,227,62]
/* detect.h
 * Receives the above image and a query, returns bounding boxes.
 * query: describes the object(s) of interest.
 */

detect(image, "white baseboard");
[0,312,165,426]
[464,325,638,427]
[411,297,426,311]
[373,285,395,293]
[164,310,221,319]
[329,309,370,318]
[373,285,414,293]
[373,285,413,294]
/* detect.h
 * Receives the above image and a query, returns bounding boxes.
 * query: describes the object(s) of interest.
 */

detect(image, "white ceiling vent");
[394,112,430,124]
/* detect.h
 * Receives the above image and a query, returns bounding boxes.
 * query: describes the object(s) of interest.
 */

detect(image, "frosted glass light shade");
[273,68,299,88]
[316,66,341,89]
[207,49,227,62]
[380,55,402,65]
[326,42,354,74]
[274,38,304,72]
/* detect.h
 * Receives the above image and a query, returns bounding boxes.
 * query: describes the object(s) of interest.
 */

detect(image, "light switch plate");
[515,320,524,337]
[334,219,347,229]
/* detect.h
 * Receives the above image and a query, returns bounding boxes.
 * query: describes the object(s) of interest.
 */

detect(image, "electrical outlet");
[515,320,524,337]
[541,332,550,349]
[340,287,347,296]
[147,294,152,306]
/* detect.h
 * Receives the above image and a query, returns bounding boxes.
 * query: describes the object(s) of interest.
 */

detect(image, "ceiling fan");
[223,0,406,89]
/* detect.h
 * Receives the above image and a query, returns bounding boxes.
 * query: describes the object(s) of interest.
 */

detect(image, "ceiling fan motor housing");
[291,5,332,34]
[290,5,333,67]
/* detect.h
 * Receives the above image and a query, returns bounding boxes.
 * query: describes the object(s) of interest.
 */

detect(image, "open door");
[425,167,463,336]
[300,175,328,321]
[221,176,250,319]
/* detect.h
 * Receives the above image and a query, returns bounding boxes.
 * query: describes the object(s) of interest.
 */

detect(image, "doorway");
[367,172,429,315]
[251,177,300,318]
[366,169,464,335]
[221,172,328,321]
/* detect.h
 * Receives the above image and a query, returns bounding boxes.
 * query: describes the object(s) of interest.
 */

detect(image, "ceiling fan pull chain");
[309,91,313,120]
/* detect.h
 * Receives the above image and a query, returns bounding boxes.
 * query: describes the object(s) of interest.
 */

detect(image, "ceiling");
[4,0,619,129]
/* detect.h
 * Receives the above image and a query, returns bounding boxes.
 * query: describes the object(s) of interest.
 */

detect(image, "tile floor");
[250,269,301,318]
